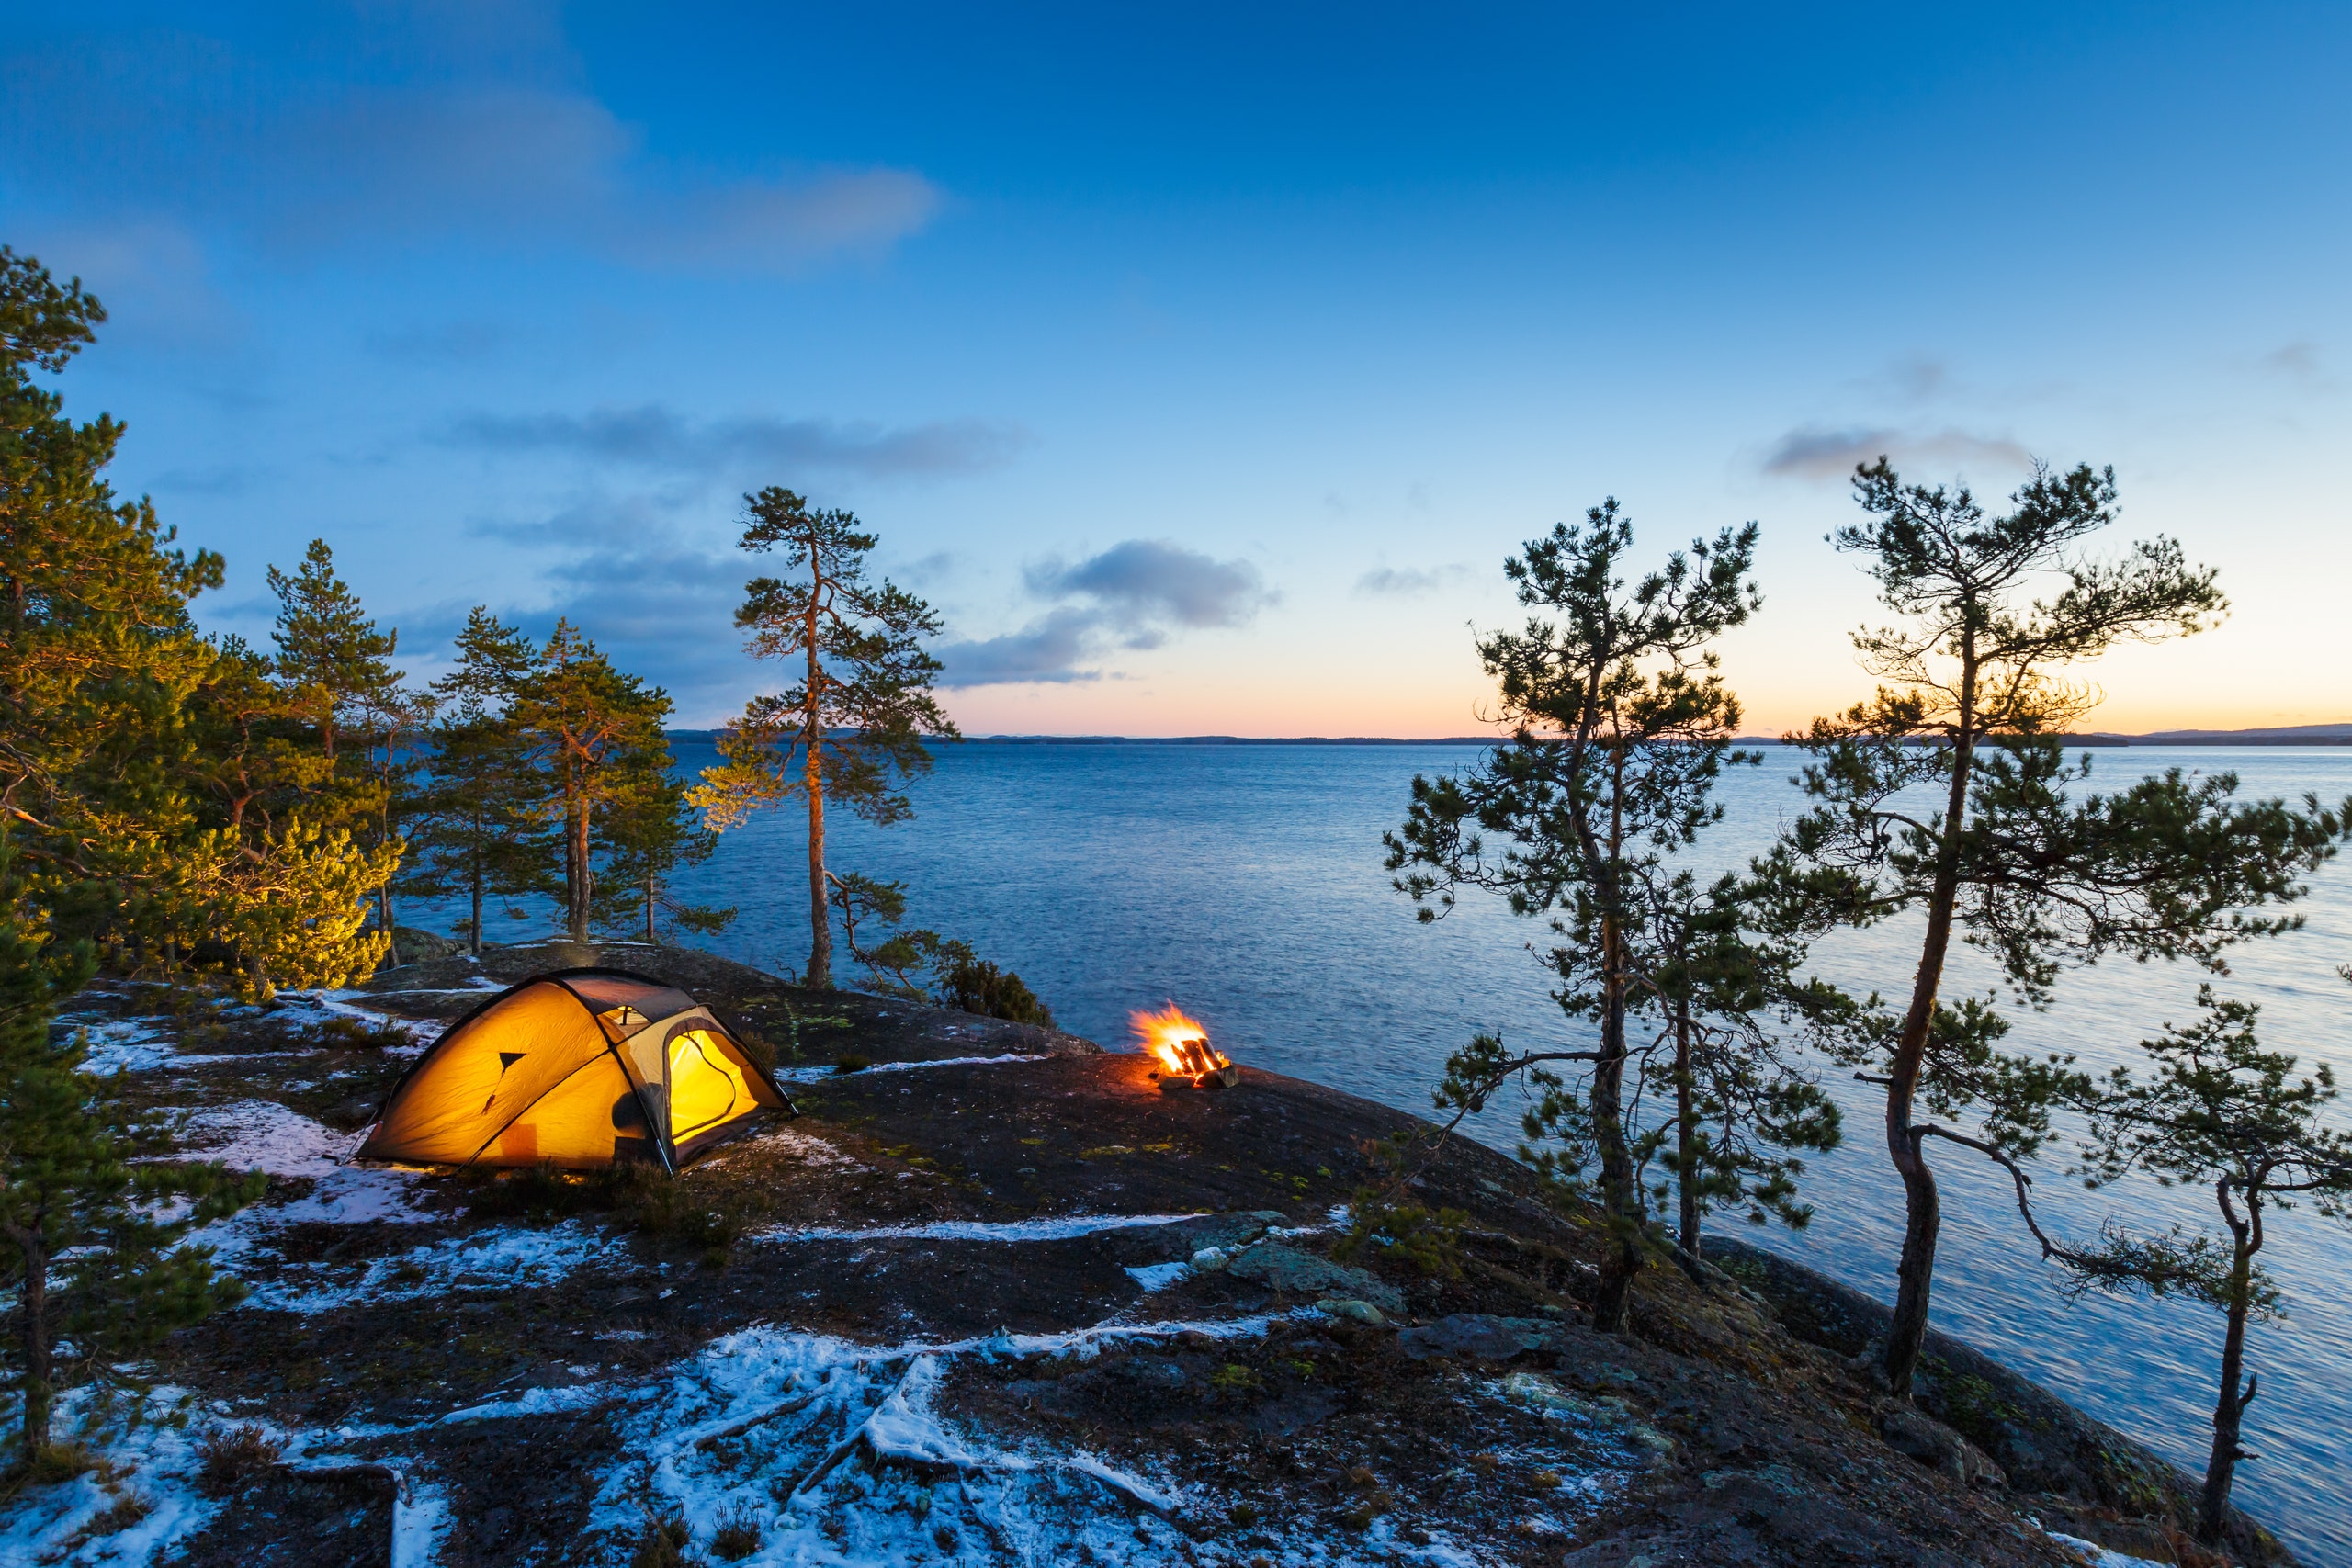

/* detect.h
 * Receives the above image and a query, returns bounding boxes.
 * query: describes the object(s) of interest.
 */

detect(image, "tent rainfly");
[356,968,792,1171]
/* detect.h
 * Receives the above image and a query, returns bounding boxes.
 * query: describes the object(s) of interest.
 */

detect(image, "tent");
[357,968,792,1171]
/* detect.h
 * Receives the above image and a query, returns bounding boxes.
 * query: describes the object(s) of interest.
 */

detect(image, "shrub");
[943,959,1054,1029]
[195,1424,282,1497]
[631,1516,695,1568]
[291,1014,414,1051]
[709,1500,764,1560]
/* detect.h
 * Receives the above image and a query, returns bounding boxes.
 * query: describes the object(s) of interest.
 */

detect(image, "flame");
[1130,1002,1229,1077]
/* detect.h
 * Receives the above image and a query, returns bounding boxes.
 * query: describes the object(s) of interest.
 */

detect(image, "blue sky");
[6,2,2346,733]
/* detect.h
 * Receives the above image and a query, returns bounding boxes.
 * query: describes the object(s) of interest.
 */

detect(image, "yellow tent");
[357,968,792,1171]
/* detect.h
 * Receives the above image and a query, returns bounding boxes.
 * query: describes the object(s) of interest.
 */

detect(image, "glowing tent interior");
[356,969,792,1171]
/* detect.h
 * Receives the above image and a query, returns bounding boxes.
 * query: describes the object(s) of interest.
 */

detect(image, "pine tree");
[266,538,401,768]
[509,620,671,942]
[401,608,554,954]
[691,488,957,988]
[0,849,264,1464]
[1639,874,1842,1269]
[593,747,734,944]
[1386,502,1761,1330]
[1752,457,2350,1396]
[1964,987,2352,1543]
[0,247,221,964]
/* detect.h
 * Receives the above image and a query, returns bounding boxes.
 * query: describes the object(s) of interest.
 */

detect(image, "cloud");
[368,320,510,365]
[0,29,940,276]
[935,539,1276,688]
[1760,425,2032,481]
[933,609,1104,688]
[443,405,1028,480]
[1354,564,1469,598]
[2258,341,2322,381]
[434,492,753,718]
[1023,540,1275,628]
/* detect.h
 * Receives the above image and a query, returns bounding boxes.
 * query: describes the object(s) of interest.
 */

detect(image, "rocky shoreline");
[1,941,2295,1566]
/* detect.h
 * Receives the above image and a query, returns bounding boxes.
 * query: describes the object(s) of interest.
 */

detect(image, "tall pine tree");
[692,487,957,987]
[509,620,670,942]
[401,608,554,954]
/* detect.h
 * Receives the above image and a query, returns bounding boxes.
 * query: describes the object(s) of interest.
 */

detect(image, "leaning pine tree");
[1975,986,2352,1548]
[692,487,958,988]
[1753,457,2348,1397]
[1386,502,1762,1331]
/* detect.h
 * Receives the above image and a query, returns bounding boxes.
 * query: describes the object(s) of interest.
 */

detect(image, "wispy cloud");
[1353,564,1469,598]
[0,27,940,276]
[2258,341,2323,382]
[442,405,1028,480]
[932,608,1104,688]
[938,540,1275,687]
[1023,540,1274,628]
[1760,425,2031,481]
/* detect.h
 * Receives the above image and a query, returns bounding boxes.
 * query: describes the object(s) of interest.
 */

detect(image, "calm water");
[421,741,2352,1562]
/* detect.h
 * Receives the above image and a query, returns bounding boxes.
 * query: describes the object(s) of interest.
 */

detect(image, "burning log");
[1130,1003,1240,1090]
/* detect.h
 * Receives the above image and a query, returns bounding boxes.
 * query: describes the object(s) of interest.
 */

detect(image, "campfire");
[1131,1002,1240,1090]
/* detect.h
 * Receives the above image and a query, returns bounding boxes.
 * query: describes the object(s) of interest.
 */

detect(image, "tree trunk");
[1589,742,1639,1332]
[17,1229,51,1457]
[1883,692,1979,1396]
[802,568,831,987]
[378,882,401,969]
[566,759,593,943]
[1675,1008,1702,1269]
[2199,1194,2261,1543]
[644,868,657,945]
[468,835,483,957]
[804,741,831,988]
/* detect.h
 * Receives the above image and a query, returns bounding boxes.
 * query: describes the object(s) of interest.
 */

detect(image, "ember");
[1130,1002,1240,1090]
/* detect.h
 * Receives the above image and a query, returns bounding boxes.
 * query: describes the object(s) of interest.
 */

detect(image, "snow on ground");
[236,1219,628,1315]
[772,1052,1041,1084]
[65,1016,270,1076]
[2046,1529,2172,1568]
[165,1099,437,1228]
[560,1309,1611,1566]
[752,1212,1206,1246]
[0,1385,223,1568]
[290,988,439,1051]
[1124,1260,1191,1292]
[702,1124,867,1171]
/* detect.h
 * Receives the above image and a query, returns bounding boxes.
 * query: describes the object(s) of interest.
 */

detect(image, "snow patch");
[0,1385,223,1567]
[165,1100,438,1230]
[238,1220,624,1315]
[753,1212,1205,1246]
[1124,1260,1191,1292]
[704,1124,865,1170]
[772,1051,1041,1083]
[2048,1529,2173,1568]
[390,1476,452,1568]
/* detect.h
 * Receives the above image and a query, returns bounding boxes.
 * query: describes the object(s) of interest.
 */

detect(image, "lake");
[413,739,2352,1562]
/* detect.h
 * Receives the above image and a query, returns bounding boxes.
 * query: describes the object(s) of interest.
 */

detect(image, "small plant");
[291,1014,413,1051]
[631,1515,695,1568]
[195,1424,282,1497]
[709,1500,764,1561]
[1209,1363,1261,1395]
[17,1440,98,1485]
[62,1490,153,1547]
[832,1054,871,1074]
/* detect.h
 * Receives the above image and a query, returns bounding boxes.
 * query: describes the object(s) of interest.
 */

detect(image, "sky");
[4,1,2347,736]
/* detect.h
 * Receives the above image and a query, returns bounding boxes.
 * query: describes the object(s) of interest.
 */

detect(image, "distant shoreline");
[665,728,2352,747]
